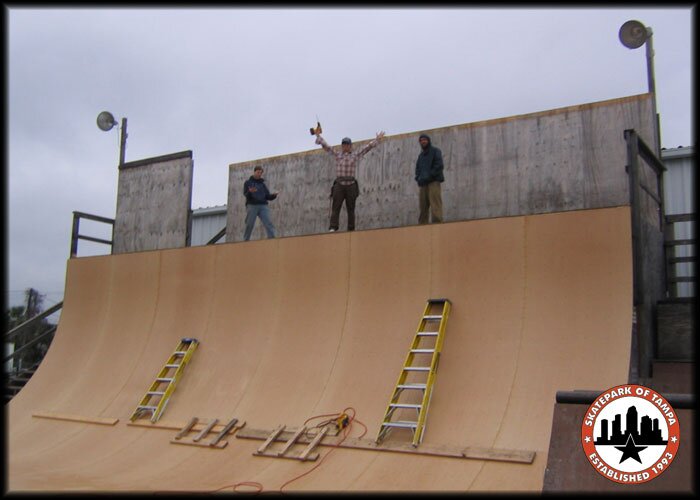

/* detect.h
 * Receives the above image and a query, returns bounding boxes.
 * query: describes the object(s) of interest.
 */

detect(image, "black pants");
[330,181,359,231]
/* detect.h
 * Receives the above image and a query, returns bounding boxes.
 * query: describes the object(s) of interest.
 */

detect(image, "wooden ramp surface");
[7,206,632,492]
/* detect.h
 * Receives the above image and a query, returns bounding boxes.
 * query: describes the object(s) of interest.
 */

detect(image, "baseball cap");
[341,137,352,145]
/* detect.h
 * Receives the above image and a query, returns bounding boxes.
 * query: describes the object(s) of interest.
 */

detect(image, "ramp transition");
[8,206,632,492]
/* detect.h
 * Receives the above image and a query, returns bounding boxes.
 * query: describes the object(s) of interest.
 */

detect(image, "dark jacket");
[243,176,277,205]
[415,135,445,187]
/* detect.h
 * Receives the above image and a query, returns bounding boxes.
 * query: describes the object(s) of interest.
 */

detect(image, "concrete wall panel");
[227,94,656,242]
[113,151,194,253]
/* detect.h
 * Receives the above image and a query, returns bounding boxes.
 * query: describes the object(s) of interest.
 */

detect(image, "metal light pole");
[97,111,128,166]
[619,20,661,157]
[119,117,128,166]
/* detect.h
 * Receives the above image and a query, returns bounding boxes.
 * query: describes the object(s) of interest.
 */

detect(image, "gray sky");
[6,6,693,311]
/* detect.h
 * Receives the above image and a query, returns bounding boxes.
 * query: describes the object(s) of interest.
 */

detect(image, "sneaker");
[329,229,337,232]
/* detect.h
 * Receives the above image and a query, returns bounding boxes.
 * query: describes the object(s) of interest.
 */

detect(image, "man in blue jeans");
[243,166,279,241]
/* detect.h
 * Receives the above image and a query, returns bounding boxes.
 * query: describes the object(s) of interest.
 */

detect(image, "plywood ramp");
[8,206,632,492]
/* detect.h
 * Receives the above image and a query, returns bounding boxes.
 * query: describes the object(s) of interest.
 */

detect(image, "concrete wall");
[113,151,193,254]
[227,94,656,242]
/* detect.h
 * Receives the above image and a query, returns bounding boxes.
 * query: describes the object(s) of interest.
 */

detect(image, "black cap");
[341,137,352,145]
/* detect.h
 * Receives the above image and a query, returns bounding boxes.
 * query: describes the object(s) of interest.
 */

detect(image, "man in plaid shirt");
[315,130,385,232]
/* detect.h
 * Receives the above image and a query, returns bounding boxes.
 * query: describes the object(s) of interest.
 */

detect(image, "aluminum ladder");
[375,299,451,447]
[129,337,199,423]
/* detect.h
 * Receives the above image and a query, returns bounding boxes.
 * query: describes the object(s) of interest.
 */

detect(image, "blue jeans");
[244,204,276,241]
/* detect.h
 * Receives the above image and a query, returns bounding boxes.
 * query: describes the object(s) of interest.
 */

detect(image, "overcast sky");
[5,6,693,312]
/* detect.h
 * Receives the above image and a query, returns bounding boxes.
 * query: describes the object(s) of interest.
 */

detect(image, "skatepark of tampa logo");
[581,384,680,484]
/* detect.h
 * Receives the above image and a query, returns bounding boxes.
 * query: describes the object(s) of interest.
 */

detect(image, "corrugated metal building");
[190,205,227,245]
[191,147,695,295]
[661,146,695,297]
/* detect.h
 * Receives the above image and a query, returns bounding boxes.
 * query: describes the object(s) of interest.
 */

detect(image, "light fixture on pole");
[96,111,128,166]
[619,20,660,156]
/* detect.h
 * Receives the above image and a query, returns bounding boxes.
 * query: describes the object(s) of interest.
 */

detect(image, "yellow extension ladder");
[129,337,199,423]
[375,299,451,447]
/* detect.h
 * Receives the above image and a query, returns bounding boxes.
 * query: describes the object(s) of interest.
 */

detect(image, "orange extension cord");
[195,407,368,494]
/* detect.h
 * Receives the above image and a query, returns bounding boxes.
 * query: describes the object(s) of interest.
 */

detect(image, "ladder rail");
[151,341,198,422]
[375,299,450,446]
[382,302,431,408]
[130,338,199,422]
[413,300,450,444]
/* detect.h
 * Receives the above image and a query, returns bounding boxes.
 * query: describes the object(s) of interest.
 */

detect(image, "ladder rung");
[147,391,165,396]
[173,351,187,356]
[417,332,439,336]
[423,315,442,320]
[156,378,173,382]
[382,421,418,428]
[397,384,427,390]
[389,403,422,409]
[410,349,435,353]
[165,364,180,368]
[403,366,430,371]
[137,406,158,411]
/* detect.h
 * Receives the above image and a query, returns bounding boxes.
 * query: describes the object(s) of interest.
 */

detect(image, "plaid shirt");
[316,135,380,183]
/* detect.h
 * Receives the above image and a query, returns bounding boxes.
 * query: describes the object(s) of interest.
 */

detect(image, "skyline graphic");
[595,405,667,446]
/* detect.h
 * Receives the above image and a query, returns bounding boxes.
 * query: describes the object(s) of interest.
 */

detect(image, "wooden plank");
[236,427,535,464]
[236,426,338,441]
[668,256,696,264]
[668,276,696,283]
[666,213,696,223]
[32,412,119,426]
[174,417,199,440]
[462,447,536,464]
[664,238,696,246]
[209,418,239,447]
[193,418,218,442]
[277,425,307,457]
[298,426,328,461]
[254,450,319,462]
[170,438,228,449]
[127,419,246,434]
[256,425,285,454]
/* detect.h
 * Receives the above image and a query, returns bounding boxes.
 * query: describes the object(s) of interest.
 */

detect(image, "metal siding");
[662,147,695,296]
[190,208,227,246]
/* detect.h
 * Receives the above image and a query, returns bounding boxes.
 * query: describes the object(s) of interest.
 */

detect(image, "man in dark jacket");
[243,166,279,241]
[415,133,444,224]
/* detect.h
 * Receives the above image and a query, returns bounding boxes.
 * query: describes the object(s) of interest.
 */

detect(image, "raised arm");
[315,134,335,155]
[357,131,386,157]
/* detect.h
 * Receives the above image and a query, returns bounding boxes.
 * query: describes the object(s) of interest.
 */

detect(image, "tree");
[5,288,56,372]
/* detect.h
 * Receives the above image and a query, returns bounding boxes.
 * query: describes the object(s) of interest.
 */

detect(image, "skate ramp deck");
[8,206,632,492]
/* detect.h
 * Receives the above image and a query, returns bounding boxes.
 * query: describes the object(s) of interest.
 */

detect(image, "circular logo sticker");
[581,384,680,483]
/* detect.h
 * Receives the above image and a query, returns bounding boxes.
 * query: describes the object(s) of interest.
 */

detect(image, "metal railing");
[4,302,63,365]
[664,213,696,298]
[70,211,115,258]
[5,302,62,343]
[206,226,226,245]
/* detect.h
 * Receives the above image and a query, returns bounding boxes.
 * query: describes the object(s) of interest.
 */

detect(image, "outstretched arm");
[315,133,335,155]
[357,130,386,157]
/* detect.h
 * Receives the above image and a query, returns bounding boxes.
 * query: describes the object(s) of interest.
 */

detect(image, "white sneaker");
[329,229,336,232]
